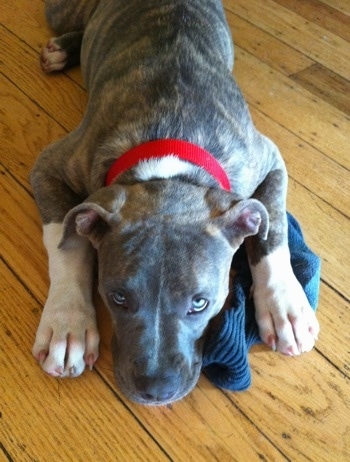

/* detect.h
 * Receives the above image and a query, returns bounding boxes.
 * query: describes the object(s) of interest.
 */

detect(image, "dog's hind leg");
[45,0,101,35]
[41,0,101,72]
[40,32,83,73]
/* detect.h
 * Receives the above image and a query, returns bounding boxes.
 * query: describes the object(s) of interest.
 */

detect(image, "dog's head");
[61,180,268,405]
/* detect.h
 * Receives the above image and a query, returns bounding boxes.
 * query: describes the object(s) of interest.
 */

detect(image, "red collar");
[105,139,231,191]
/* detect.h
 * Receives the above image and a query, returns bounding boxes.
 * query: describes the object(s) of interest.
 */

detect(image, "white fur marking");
[149,258,164,372]
[134,155,195,181]
[33,223,99,378]
[43,223,93,284]
[250,246,292,287]
[153,297,161,369]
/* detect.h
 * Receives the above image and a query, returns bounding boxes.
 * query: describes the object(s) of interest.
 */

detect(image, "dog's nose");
[134,374,178,403]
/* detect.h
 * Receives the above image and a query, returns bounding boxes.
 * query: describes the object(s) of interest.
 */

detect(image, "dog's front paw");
[40,38,68,73]
[253,275,319,356]
[32,294,100,378]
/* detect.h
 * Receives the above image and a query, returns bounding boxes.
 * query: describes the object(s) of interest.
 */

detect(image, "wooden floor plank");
[250,107,349,219]
[0,73,66,189]
[229,348,350,462]
[225,11,314,76]
[316,283,350,376]
[0,25,86,133]
[0,445,12,462]
[225,0,350,80]
[1,164,48,301]
[0,0,85,88]
[286,176,349,298]
[320,0,350,16]
[0,452,9,462]
[234,47,350,169]
[0,0,48,54]
[291,63,350,116]
[273,0,350,42]
[0,259,169,462]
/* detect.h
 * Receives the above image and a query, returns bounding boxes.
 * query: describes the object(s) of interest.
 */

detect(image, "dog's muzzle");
[112,335,203,405]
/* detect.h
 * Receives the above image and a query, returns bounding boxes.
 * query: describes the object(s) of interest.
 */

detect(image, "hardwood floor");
[1,1,349,460]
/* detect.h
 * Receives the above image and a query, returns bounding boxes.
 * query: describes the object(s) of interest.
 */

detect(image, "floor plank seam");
[0,255,42,307]
[287,175,350,220]
[222,391,292,461]
[314,347,350,380]
[0,442,15,462]
[247,100,349,170]
[1,162,34,201]
[320,278,349,304]
[93,367,174,461]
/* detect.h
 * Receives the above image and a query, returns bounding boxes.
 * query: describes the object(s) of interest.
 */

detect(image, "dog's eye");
[188,298,209,315]
[112,291,127,306]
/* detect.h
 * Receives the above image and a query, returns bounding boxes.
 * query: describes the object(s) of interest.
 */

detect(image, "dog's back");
[78,1,260,194]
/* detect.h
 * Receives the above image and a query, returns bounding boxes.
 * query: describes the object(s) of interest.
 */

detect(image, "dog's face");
[99,216,234,404]
[62,181,268,405]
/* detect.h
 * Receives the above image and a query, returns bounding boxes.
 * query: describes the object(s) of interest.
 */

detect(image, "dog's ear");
[218,198,269,242]
[206,189,269,245]
[59,185,126,248]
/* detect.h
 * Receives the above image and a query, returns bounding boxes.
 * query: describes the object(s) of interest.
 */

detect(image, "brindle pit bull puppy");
[31,0,319,405]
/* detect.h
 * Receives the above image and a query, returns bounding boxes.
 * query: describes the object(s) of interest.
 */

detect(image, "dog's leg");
[33,224,99,377]
[45,0,101,35]
[41,0,101,72]
[31,138,99,377]
[245,138,319,356]
[40,33,83,73]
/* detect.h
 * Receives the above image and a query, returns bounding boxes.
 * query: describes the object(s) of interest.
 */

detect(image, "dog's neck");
[105,139,231,191]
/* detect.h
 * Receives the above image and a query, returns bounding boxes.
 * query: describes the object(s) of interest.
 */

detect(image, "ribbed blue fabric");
[202,213,321,391]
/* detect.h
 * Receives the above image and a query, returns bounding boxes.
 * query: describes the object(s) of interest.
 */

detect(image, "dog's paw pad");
[40,38,68,73]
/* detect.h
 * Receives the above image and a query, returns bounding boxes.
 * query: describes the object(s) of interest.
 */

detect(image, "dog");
[31,0,319,405]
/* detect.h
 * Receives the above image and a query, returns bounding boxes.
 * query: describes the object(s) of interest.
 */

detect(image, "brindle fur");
[30,0,317,405]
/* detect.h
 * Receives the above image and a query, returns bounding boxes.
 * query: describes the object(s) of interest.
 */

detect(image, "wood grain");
[273,0,350,42]
[316,284,350,376]
[226,12,314,76]
[0,25,86,133]
[250,108,349,218]
[229,349,350,462]
[234,47,350,169]
[291,63,350,116]
[320,0,350,16]
[1,0,349,461]
[226,0,350,80]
